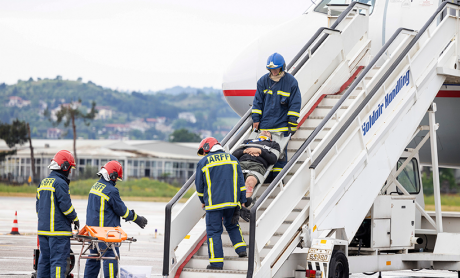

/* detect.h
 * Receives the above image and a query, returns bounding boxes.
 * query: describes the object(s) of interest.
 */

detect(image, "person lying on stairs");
[233,130,281,203]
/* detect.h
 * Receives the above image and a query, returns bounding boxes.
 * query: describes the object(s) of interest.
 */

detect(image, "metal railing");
[246,15,417,278]
[287,2,370,76]
[162,108,252,276]
[309,1,452,169]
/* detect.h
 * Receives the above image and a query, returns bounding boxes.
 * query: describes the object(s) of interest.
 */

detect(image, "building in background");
[0,139,199,185]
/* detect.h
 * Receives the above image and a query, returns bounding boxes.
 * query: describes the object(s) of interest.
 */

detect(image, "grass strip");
[0,178,194,200]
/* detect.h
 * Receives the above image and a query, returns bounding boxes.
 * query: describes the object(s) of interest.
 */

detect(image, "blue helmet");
[266,53,285,71]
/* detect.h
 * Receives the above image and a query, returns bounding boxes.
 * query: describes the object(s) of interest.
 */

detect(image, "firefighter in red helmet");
[84,160,148,278]
[196,137,248,270]
[36,150,79,278]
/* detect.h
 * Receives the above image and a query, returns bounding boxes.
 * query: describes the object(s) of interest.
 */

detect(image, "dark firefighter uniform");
[252,72,301,177]
[195,150,247,268]
[36,171,78,278]
[84,178,137,278]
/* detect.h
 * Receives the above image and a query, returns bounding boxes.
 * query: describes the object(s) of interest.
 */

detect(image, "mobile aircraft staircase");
[163,2,460,277]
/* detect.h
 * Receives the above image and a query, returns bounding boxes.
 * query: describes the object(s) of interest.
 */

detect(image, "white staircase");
[163,2,460,277]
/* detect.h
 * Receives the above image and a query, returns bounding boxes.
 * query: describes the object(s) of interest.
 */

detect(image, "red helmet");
[52,150,76,171]
[197,137,220,156]
[102,160,123,181]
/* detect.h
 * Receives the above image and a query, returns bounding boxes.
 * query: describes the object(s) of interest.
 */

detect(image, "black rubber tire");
[328,250,349,278]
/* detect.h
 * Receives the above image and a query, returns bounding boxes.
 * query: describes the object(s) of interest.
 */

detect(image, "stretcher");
[75,225,137,278]
[233,130,291,201]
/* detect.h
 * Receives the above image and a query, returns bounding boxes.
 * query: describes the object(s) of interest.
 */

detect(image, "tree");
[169,129,201,142]
[49,99,97,173]
[0,120,35,181]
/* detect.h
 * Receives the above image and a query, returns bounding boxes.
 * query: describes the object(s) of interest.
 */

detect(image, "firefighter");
[36,150,79,278]
[251,52,301,179]
[195,137,247,270]
[84,161,148,278]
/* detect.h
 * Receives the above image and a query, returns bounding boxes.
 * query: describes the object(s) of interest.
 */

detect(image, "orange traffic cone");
[10,211,20,235]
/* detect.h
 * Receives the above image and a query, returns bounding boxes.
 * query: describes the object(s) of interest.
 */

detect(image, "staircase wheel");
[328,250,349,278]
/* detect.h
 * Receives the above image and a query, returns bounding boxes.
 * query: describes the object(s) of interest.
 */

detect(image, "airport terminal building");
[0,139,200,184]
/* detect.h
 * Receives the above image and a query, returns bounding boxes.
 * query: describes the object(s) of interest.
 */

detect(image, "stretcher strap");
[237,144,280,159]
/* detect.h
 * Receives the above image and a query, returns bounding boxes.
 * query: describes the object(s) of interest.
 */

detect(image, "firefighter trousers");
[206,208,246,267]
[37,235,70,278]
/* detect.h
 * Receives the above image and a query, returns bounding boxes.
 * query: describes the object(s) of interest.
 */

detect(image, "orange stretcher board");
[78,225,128,242]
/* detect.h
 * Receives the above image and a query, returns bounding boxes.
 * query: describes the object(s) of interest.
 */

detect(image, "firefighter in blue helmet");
[36,150,79,278]
[195,137,248,270]
[252,52,301,179]
[84,161,148,278]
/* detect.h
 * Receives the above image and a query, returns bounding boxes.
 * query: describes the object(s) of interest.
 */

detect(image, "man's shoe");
[238,251,247,258]
[207,265,223,270]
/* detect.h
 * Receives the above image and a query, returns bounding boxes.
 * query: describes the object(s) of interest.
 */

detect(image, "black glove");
[231,206,240,225]
[73,220,80,231]
[240,207,251,222]
[134,214,148,229]
[244,197,253,208]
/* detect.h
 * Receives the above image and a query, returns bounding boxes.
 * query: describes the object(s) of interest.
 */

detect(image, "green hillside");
[0,77,239,140]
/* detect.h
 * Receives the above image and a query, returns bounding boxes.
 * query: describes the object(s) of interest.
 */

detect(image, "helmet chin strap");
[97,168,111,182]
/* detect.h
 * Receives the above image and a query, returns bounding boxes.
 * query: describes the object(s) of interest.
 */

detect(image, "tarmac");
[0,196,457,277]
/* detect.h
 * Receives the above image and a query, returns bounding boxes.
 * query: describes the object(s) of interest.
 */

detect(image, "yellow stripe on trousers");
[110,263,114,278]
[56,267,60,278]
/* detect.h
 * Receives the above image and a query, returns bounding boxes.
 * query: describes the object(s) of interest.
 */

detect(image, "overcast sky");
[0,0,311,92]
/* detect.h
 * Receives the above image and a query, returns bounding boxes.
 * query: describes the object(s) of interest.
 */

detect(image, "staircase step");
[186,255,248,270]
[198,243,273,257]
[181,267,247,278]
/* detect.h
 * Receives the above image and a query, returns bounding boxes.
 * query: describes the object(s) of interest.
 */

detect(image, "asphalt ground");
[0,197,458,278]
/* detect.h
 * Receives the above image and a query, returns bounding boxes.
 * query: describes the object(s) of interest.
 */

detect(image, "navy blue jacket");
[252,72,301,132]
[36,171,78,236]
[86,178,136,227]
[195,150,246,210]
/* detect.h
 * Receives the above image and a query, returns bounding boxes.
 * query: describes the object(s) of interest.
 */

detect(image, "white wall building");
[0,139,200,184]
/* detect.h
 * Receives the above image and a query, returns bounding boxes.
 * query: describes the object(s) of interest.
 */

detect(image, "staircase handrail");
[246,21,418,278]
[162,108,252,276]
[309,1,454,170]
[287,1,370,75]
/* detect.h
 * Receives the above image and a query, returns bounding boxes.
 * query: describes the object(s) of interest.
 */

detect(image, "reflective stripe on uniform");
[56,266,60,278]
[38,230,73,236]
[277,91,290,97]
[90,189,110,201]
[204,169,212,206]
[209,238,215,260]
[263,89,273,95]
[287,111,300,117]
[122,208,130,218]
[233,164,237,203]
[62,205,74,216]
[260,127,289,132]
[234,242,246,249]
[210,258,224,263]
[50,192,55,232]
[202,161,238,171]
[240,186,246,191]
[38,187,55,192]
[237,224,246,244]
[74,216,79,222]
[99,198,105,227]
[205,202,238,210]
[289,122,298,126]
[271,168,283,172]
[197,192,204,197]
[109,263,114,278]
[133,213,138,221]
[252,109,262,115]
